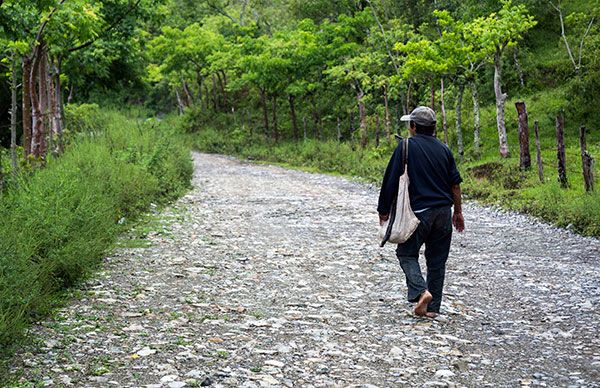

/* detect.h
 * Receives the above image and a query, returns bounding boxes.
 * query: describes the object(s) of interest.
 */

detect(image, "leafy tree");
[273,20,324,139]
[0,0,160,162]
[435,9,491,156]
[327,51,385,147]
[148,23,225,113]
[468,0,536,158]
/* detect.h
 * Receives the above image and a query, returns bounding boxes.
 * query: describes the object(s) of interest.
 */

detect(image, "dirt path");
[11,152,600,387]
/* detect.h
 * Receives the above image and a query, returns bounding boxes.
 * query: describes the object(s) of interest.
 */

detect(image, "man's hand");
[452,211,464,232]
[379,213,389,226]
[451,183,464,232]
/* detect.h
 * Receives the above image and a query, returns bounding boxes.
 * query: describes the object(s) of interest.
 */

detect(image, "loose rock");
[7,153,600,387]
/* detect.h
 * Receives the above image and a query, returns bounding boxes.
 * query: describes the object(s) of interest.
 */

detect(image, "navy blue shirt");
[378,134,462,214]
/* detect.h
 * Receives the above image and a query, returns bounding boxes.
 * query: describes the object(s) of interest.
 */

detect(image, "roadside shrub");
[63,103,104,135]
[0,107,192,349]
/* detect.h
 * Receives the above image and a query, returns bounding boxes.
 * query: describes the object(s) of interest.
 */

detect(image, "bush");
[63,103,104,135]
[0,107,192,349]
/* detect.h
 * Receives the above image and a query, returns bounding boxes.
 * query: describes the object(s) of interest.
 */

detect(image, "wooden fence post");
[515,101,531,169]
[580,126,595,192]
[534,121,544,182]
[556,112,569,188]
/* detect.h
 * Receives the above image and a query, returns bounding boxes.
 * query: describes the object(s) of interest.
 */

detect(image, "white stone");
[389,346,403,358]
[123,324,145,332]
[434,369,456,379]
[264,360,285,368]
[160,375,178,383]
[137,347,157,357]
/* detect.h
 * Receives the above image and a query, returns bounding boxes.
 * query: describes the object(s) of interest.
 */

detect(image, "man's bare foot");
[425,312,438,318]
[414,290,432,316]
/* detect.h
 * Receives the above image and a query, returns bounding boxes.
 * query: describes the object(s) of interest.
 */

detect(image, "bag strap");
[380,138,409,248]
[402,138,409,172]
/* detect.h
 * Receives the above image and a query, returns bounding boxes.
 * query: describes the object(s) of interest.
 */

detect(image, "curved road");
[11,152,600,387]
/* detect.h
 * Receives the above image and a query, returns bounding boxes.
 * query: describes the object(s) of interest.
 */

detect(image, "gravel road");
[10,152,600,387]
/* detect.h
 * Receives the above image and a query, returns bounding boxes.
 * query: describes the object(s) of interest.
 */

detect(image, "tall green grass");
[0,106,192,350]
[190,125,394,182]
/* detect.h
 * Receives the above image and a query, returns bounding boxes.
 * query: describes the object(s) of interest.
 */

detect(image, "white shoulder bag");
[379,139,420,247]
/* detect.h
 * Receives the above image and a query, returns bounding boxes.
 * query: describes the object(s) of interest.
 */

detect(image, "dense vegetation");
[0,107,191,353]
[0,0,598,358]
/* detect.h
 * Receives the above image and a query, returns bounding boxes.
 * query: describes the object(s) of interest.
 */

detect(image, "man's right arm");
[451,183,464,232]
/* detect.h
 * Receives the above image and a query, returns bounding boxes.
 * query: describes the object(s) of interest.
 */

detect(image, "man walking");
[378,106,464,317]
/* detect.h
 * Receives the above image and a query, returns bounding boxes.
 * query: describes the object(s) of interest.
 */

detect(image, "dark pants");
[396,206,453,313]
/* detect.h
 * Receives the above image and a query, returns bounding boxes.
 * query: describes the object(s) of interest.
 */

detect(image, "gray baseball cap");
[400,106,437,126]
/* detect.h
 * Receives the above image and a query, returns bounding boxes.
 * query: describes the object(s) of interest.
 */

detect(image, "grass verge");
[0,106,192,362]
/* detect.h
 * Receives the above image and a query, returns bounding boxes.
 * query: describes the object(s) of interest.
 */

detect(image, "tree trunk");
[383,84,391,142]
[534,121,544,183]
[67,82,74,104]
[260,88,269,134]
[232,104,237,127]
[288,94,299,140]
[47,56,57,155]
[580,126,594,192]
[494,49,509,158]
[556,112,568,188]
[311,95,320,140]
[10,52,18,178]
[240,107,245,131]
[396,101,402,137]
[218,70,228,111]
[337,116,342,141]
[204,84,210,110]
[54,57,64,153]
[22,56,32,157]
[182,80,194,106]
[405,81,413,114]
[30,45,46,159]
[515,101,531,170]
[357,89,367,148]
[514,49,525,88]
[271,94,279,141]
[455,83,465,159]
[440,78,449,145]
[303,116,307,140]
[211,74,218,110]
[175,89,185,115]
[196,73,203,105]
[375,111,381,148]
[471,81,481,157]
[430,78,435,110]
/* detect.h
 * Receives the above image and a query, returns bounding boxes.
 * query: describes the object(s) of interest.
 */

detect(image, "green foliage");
[0,107,191,351]
[64,103,104,134]
[192,125,393,182]
[465,0,537,55]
